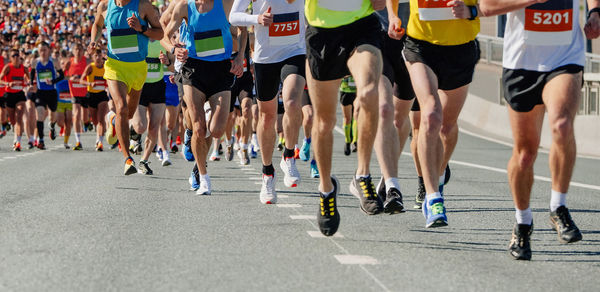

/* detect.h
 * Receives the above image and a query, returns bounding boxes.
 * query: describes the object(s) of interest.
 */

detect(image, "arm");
[29,66,37,86]
[165,2,189,63]
[88,0,107,55]
[479,0,547,17]
[80,65,93,86]
[229,0,258,26]
[0,65,9,86]
[137,0,163,41]
[160,0,179,52]
[51,69,64,85]
[231,26,248,77]
[386,0,405,40]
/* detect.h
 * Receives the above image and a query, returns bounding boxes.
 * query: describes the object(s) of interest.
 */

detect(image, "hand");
[230,55,244,77]
[127,13,142,32]
[370,0,385,11]
[159,50,169,64]
[70,76,79,81]
[87,41,99,55]
[169,75,175,84]
[45,79,53,86]
[89,81,96,88]
[585,11,600,39]
[258,7,273,26]
[447,1,470,19]
[173,42,188,63]
[387,16,405,40]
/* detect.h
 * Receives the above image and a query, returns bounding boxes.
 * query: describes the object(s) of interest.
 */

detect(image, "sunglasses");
[11,54,18,57]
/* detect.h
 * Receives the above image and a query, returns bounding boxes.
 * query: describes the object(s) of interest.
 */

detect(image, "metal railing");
[477,34,600,115]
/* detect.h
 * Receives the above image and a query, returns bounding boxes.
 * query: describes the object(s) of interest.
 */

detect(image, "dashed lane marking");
[307,230,344,238]
[334,255,378,265]
[290,215,316,220]
[276,203,302,208]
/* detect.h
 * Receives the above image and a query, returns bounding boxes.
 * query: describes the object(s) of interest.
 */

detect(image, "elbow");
[478,4,493,17]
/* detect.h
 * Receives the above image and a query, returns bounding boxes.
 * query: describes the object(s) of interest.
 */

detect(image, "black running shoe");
[28,142,35,149]
[351,142,357,153]
[49,126,56,140]
[171,144,178,153]
[444,164,451,185]
[414,178,426,209]
[344,143,351,156]
[550,206,582,244]
[318,176,340,236]
[384,188,405,214]
[376,177,386,202]
[37,141,46,150]
[349,175,383,215]
[508,222,533,260]
[218,143,224,155]
[138,160,153,175]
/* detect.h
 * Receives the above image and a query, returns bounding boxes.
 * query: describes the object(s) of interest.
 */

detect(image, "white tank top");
[502,0,585,72]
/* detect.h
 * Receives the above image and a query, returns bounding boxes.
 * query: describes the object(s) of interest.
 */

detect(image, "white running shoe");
[251,134,260,151]
[209,152,220,161]
[280,157,300,187]
[162,158,172,166]
[260,174,277,204]
[237,149,250,165]
[197,175,211,195]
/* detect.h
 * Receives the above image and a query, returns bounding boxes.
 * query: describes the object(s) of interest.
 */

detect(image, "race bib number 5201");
[524,1,573,45]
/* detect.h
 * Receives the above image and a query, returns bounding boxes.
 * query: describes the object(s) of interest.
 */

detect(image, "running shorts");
[402,36,480,91]
[277,99,285,115]
[306,14,382,81]
[230,73,254,112]
[180,58,234,98]
[411,98,420,112]
[34,89,58,111]
[302,88,312,106]
[382,34,415,101]
[56,101,72,113]
[104,57,147,92]
[140,79,166,106]
[87,91,109,109]
[340,92,356,106]
[26,92,36,101]
[74,97,89,108]
[255,54,305,102]
[4,91,26,108]
[0,97,4,108]
[502,64,583,113]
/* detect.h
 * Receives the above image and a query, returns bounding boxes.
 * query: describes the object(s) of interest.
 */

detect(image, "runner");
[0,49,30,151]
[23,55,37,149]
[55,79,74,149]
[480,0,596,260]
[230,0,307,204]
[65,44,89,151]
[230,30,253,166]
[300,86,319,178]
[0,53,6,139]
[304,0,388,235]
[392,0,480,227]
[89,0,163,175]
[165,0,239,195]
[30,42,64,150]
[338,76,358,156]
[81,49,110,152]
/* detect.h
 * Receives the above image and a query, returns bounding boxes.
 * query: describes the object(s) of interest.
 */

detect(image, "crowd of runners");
[0,0,597,261]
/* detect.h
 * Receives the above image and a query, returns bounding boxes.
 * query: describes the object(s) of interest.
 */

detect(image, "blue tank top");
[164,75,178,99]
[36,59,57,91]
[185,0,232,61]
[55,80,71,103]
[106,0,149,62]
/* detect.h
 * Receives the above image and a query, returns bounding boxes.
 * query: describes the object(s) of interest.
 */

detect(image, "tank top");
[67,56,88,97]
[502,0,584,72]
[56,80,72,103]
[67,56,87,77]
[35,59,57,91]
[146,40,165,83]
[4,64,25,93]
[106,0,149,62]
[0,58,4,97]
[407,0,479,46]
[305,0,373,28]
[87,63,107,93]
[185,0,232,61]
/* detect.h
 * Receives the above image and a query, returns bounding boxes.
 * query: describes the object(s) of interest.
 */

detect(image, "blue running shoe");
[299,139,310,161]
[310,159,319,178]
[249,145,257,159]
[422,197,448,228]
[189,165,200,191]
[184,129,195,162]
[156,148,164,161]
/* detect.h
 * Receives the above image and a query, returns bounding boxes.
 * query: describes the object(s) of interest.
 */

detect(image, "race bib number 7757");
[524,1,573,46]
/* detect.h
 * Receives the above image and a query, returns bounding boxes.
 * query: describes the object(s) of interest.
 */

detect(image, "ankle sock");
[283,147,295,159]
[385,177,400,193]
[550,190,567,212]
[515,208,533,225]
[263,164,275,176]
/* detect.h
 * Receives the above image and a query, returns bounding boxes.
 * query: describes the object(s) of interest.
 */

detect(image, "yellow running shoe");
[106,112,118,145]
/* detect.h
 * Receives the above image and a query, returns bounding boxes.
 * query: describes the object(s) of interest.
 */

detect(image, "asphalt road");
[1,113,599,291]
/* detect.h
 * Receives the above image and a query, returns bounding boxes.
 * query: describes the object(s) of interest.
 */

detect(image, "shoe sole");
[509,251,531,261]
[124,165,137,175]
[413,201,424,209]
[426,218,448,228]
[107,118,118,145]
[384,201,405,214]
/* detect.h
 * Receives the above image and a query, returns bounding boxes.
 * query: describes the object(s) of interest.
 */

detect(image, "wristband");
[140,25,148,34]
[468,6,477,20]
[588,7,600,19]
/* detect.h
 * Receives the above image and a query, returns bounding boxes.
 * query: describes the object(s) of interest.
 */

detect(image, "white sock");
[200,174,209,182]
[550,190,567,212]
[163,150,170,160]
[99,135,104,144]
[425,192,442,203]
[29,136,34,143]
[355,174,370,180]
[75,133,81,143]
[438,171,445,186]
[385,177,400,193]
[241,143,248,150]
[16,135,22,143]
[515,207,533,225]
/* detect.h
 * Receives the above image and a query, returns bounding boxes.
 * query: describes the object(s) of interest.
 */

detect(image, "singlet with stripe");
[4,64,25,93]
[67,56,87,77]
[305,0,374,28]
[184,0,232,61]
[106,0,149,62]
[407,0,479,46]
[56,80,72,103]
[87,63,107,93]
[146,40,166,83]
[35,59,57,91]
[340,76,356,93]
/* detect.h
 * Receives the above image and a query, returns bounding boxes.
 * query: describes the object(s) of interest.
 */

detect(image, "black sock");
[283,147,295,159]
[263,164,274,176]
[418,176,424,185]
[50,122,55,128]
[37,121,44,140]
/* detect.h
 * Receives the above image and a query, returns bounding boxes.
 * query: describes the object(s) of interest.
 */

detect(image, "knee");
[421,111,442,134]
[378,102,394,122]
[393,116,408,131]
[259,110,276,125]
[514,147,538,170]
[314,115,336,133]
[284,98,301,114]
[356,84,378,107]
[439,122,456,138]
[192,120,206,138]
[551,117,574,143]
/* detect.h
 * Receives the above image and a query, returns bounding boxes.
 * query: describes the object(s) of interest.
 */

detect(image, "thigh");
[148,103,166,128]
[306,65,341,119]
[107,79,130,111]
[542,70,582,124]
[182,84,207,122]
[439,85,469,125]
[405,61,440,112]
[508,105,545,150]
[347,44,383,93]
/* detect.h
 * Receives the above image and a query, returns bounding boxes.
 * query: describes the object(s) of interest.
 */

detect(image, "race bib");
[68,80,87,97]
[318,0,362,12]
[58,92,71,103]
[110,28,140,55]
[524,1,572,45]
[269,12,300,46]
[418,0,456,21]
[92,76,107,91]
[146,57,162,79]
[194,30,225,58]
[38,70,53,83]
[10,76,23,90]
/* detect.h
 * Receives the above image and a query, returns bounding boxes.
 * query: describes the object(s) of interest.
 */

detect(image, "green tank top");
[305,0,374,28]
[340,76,356,93]
[145,40,165,83]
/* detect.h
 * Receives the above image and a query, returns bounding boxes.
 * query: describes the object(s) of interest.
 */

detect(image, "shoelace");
[431,202,444,215]
[557,209,574,228]
[359,179,377,198]
[320,196,336,217]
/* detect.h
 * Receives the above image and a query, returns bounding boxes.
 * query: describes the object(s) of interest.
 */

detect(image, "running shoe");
[59,126,65,137]
[37,141,46,150]
[422,196,448,228]
[351,142,357,153]
[349,175,383,215]
[249,144,257,159]
[5,123,11,131]
[124,157,137,175]
[28,141,35,149]
[49,124,56,140]
[156,148,164,161]
[106,112,118,145]
[414,179,426,209]
[176,136,182,145]
[183,129,194,161]
[162,158,172,166]
[138,160,153,175]
[277,141,284,151]
[376,178,405,214]
[260,174,277,204]
[86,122,94,132]
[318,176,340,236]
[344,143,351,156]
[299,140,310,161]
[0,130,5,138]
[444,164,451,185]
[238,149,250,165]
[294,146,300,160]
[197,175,211,195]
[225,145,234,161]
[13,142,21,151]
[218,143,223,155]
[280,156,300,187]
[110,142,118,150]
[96,142,104,152]
[73,142,82,151]
[64,143,70,149]
[209,152,220,161]
[508,222,533,260]
[550,206,582,244]
[170,143,178,154]
[189,165,200,191]
[131,141,143,155]
[310,159,319,178]
[251,135,260,151]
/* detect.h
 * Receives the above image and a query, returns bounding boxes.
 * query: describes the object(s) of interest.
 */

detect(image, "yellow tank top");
[87,63,107,93]
[305,0,374,28]
[408,0,480,46]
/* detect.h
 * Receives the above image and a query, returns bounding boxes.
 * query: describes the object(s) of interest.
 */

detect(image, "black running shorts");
[502,64,583,113]
[140,79,166,106]
[340,91,356,106]
[74,96,88,108]
[306,14,382,81]
[5,91,26,108]
[254,54,305,102]
[230,72,254,112]
[181,58,234,98]
[87,91,109,109]
[34,89,58,111]
[402,36,480,91]
[382,34,415,101]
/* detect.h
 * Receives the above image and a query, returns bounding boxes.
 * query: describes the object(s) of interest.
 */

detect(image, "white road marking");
[334,255,378,265]
[278,194,289,198]
[248,177,262,180]
[307,230,344,238]
[290,215,316,220]
[277,203,302,208]
[254,182,263,185]
[4,156,16,159]
[334,125,345,136]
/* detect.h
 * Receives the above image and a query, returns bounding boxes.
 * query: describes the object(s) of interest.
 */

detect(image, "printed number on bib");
[38,71,53,84]
[93,76,107,91]
[524,1,572,45]
[318,0,362,12]
[146,57,162,79]
[269,12,300,46]
[418,0,456,21]
[194,30,225,58]
[68,80,87,97]
[110,28,140,55]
